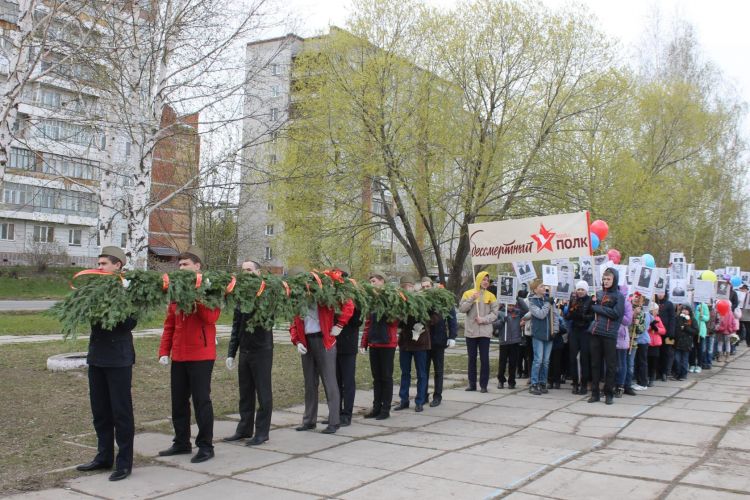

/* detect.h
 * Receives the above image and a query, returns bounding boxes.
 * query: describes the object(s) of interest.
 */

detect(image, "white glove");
[411,323,425,341]
[330,325,342,337]
[226,357,234,370]
[297,343,308,355]
[447,339,456,348]
[359,347,367,355]
[159,355,169,366]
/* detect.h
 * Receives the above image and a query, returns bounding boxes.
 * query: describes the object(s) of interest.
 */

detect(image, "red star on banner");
[531,224,556,252]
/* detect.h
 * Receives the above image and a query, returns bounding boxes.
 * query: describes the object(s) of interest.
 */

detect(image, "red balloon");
[606,249,621,265]
[590,220,609,240]
[716,299,731,316]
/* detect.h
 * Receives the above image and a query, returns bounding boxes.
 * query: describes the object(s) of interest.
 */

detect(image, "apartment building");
[238,30,412,276]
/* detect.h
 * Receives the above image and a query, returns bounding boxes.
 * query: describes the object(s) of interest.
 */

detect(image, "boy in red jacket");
[158,246,221,464]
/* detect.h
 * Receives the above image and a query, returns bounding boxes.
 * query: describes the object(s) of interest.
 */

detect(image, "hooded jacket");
[675,310,697,351]
[694,303,710,339]
[590,267,625,339]
[648,314,666,347]
[527,294,554,342]
[493,297,529,345]
[616,287,634,349]
[459,271,498,338]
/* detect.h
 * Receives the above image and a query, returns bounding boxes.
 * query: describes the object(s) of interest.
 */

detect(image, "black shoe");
[393,402,409,411]
[480,387,488,393]
[76,460,112,472]
[497,382,504,389]
[605,394,614,405]
[508,382,516,389]
[529,384,541,395]
[588,393,600,403]
[429,398,441,407]
[465,386,476,392]
[295,423,316,431]
[660,374,667,382]
[222,433,250,442]
[245,435,269,446]
[364,408,379,419]
[320,419,329,425]
[553,381,561,390]
[624,386,636,396]
[614,386,623,398]
[415,404,423,412]
[108,469,130,481]
[190,448,214,463]
[571,384,579,394]
[340,415,351,427]
[540,384,548,394]
[158,445,192,457]
[321,425,339,434]
[375,411,390,420]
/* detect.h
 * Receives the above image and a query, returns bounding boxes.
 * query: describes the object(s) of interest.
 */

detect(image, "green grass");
[0,311,234,335]
[0,336,473,495]
[0,267,83,299]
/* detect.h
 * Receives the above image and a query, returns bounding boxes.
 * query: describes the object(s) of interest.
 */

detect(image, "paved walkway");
[8,346,750,499]
[0,300,58,312]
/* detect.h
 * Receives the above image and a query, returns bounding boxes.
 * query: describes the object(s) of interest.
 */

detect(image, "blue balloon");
[642,253,656,268]
[731,276,742,287]
[590,232,600,251]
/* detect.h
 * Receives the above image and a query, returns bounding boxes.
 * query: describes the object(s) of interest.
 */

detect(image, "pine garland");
[50,269,459,337]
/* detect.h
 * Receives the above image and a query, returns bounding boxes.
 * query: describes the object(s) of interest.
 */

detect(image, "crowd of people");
[74,246,746,483]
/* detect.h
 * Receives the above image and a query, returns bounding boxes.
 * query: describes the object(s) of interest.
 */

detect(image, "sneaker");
[695,366,702,373]
[529,384,541,395]
[632,384,646,391]
[688,366,696,373]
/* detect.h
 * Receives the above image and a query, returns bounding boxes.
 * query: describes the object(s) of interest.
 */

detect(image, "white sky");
[276,0,750,137]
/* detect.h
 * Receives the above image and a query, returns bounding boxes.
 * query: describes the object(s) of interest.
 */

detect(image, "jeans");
[399,349,428,406]
[616,349,629,387]
[466,337,490,389]
[716,335,731,354]
[590,335,617,396]
[703,336,714,366]
[674,349,689,378]
[530,338,553,386]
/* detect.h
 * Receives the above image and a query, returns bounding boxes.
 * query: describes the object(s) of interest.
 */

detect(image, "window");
[39,88,62,108]
[120,233,127,247]
[271,63,279,75]
[2,183,31,205]
[271,85,280,97]
[0,222,14,240]
[270,108,278,121]
[265,224,274,236]
[33,225,54,243]
[8,147,34,170]
[264,246,272,260]
[68,229,82,246]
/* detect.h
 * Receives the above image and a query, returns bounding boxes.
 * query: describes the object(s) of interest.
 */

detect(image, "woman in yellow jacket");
[458,271,498,392]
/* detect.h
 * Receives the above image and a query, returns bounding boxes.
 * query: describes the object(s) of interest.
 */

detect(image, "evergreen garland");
[50,269,459,337]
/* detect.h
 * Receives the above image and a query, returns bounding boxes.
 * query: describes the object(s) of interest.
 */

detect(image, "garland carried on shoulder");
[48,268,459,338]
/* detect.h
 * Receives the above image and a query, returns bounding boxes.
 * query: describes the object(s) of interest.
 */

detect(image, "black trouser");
[519,339,533,377]
[336,353,357,418]
[568,329,591,386]
[659,344,675,378]
[647,346,660,380]
[369,347,395,413]
[590,335,617,396]
[497,343,520,385]
[427,346,446,401]
[171,360,214,450]
[635,344,649,387]
[466,337,490,390]
[236,348,273,439]
[548,348,563,384]
[741,321,750,346]
[88,364,134,470]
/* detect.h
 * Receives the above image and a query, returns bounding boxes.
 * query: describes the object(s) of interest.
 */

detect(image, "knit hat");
[649,301,659,312]
[575,280,588,291]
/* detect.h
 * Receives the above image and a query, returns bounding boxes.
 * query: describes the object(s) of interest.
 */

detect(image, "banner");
[468,211,591,265]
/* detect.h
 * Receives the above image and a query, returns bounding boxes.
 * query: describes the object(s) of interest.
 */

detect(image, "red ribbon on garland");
[256,279,266,297]
[162,273,170,291]
[226,276,236,294]
[70,269,123,289]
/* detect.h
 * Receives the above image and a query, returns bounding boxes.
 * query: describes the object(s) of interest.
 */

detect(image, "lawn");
[0,311,234,335]
[0,336,475,495]
[0,266,83,300]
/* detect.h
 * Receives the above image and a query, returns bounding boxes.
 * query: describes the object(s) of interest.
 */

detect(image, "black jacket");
[565,293,594,332]
[87,318,137,368]
[674,314,697,352]
[227,307,273,357]
[429,308,458,348]
[336,307,362,355]
[657,297,676,340]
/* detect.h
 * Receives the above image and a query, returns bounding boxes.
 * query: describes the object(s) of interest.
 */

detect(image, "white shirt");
[304,305,321,334]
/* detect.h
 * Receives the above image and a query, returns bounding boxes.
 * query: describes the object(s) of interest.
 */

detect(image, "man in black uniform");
[223,259,274,446]
[76,246,136,481]
[333,269,362,426]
